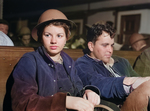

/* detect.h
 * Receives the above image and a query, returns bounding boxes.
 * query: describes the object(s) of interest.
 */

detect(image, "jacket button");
[48,64,50,66]
[69,66,71,68]
[54,80,56,82]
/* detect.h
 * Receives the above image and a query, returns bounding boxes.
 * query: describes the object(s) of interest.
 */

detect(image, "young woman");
[9,9,100,111]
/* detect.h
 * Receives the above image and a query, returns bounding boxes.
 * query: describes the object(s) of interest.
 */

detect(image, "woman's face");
[42,24,67,57]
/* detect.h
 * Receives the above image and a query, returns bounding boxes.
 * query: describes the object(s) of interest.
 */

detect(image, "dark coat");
[133,47,150,77]
[75,54,139,105]
[9,46,99,111]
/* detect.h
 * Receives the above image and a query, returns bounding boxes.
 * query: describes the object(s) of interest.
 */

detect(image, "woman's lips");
[50,46,57,50]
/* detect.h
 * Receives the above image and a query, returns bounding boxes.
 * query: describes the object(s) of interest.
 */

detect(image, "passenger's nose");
[51,37,57,44]
[108,45,113,53]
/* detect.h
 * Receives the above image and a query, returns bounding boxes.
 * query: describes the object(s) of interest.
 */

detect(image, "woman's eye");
[58,35,62,38]
[44,33,50,37]
[45,34,50,37]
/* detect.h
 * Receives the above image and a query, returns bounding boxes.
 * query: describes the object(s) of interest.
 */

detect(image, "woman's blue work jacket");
[11,46,99,111]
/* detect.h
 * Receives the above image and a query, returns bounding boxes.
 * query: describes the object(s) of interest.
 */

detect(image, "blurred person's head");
[129,33,149,51]
[0,19,9,35]
[18,27,31,46]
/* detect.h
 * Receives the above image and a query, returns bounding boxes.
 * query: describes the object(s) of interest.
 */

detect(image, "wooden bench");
[0,46,34,110]
[113,50,141,66]
[0,46,141,110]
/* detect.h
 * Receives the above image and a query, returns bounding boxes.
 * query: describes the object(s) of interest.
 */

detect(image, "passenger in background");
[0,19,9,35]
[129,33,150,51]
[133,47,150,77]
[15,26,32,47]
[15,26,41,47]
[0,19,14,46]
[130,33,150,77]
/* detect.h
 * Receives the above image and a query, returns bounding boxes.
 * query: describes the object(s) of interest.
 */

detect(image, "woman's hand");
[83,90,100,106]
[66,96,94,111]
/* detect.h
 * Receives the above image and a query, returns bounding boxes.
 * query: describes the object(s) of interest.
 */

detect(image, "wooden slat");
[63,49,83,60]
[113,50,141,66]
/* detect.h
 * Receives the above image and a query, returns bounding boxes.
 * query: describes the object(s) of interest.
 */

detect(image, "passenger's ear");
[88,42,94,52]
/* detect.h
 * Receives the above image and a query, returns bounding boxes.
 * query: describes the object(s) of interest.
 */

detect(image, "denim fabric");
[11,46,84,110]
[75,54,139,105]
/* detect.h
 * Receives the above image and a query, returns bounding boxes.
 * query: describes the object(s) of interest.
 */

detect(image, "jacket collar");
[36,46,73,71]
[85,54,119,67]
[36,46,57,66]
[85,54,103,65]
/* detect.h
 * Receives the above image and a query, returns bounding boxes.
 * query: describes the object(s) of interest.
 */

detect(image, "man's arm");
[75,56,127,104]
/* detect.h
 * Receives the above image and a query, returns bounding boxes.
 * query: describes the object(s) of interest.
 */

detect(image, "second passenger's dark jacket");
[75,54,139,104]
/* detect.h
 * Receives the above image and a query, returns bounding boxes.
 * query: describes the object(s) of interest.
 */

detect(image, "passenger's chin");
[47,50,60,56]
[103,59,110,64]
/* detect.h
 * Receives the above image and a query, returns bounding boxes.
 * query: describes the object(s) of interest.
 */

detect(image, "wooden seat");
[0,46,34,110]
[113,50,141,66]
[94,104,114,111]
[0,46,141,110]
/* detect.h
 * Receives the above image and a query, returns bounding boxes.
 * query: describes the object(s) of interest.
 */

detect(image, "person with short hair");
[75,23,150,110]
[15,26,33,47]
[0,19,9,35]
[130,33,150,77]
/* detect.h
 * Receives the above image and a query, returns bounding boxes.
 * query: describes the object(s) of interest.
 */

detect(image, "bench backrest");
[0,46,141,110]
[113,50,141,66]
[0,46,34,110]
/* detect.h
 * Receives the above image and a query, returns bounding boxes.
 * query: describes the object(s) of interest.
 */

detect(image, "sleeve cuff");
[84,85,100,96]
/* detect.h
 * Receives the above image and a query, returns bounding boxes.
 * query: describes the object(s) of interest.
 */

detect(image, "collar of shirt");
[87,54,114,67]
